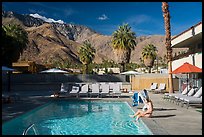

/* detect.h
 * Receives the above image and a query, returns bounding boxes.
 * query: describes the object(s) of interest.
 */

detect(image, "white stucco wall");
[172,53,202,71]
[194,53,202,68]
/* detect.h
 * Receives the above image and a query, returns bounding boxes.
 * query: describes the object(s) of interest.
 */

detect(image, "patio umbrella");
[40,68,69,73]
[40,68,69,84]
[120,70,141,82]
[171,62,202,74]
[171,62,202,92]
[120,70,142,75]
[120,70,142,91]
[2,66,15,92]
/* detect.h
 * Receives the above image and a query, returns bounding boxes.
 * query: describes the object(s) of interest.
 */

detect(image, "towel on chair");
[132,92,143,106]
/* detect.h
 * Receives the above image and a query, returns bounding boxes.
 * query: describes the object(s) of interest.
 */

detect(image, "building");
[171,22,202,70]
[171,22,202,89]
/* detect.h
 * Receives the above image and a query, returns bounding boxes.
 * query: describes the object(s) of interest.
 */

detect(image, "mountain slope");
[22,23,82,65]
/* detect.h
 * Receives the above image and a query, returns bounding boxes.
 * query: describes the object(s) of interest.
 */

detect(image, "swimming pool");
[2,100,153,135]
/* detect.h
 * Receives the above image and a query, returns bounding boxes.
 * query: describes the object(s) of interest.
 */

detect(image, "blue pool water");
[2,100,153,135]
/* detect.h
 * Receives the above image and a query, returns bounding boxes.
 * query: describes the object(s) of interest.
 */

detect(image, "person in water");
[130,95,153,121]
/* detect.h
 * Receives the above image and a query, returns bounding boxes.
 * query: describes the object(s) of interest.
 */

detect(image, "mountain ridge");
[2,10,187,66]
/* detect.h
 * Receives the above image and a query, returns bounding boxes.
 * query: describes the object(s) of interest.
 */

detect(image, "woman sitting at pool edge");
[129,96,153,122]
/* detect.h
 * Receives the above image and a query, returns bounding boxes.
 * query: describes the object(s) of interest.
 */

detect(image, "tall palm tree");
[162,2,174,93]
[79,40,96,74]
[2,24,28,67]
[111,23,136,72]
[141,44,157,73]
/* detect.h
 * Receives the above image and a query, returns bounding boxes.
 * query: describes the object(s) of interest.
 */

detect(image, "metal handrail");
[22,124,38,135]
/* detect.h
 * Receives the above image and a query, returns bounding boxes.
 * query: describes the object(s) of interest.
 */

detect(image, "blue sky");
[2,2,202,36]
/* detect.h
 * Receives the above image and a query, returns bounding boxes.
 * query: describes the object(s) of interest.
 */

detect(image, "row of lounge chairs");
[146,83,166,93]
[163,86,202,108]
[55,82,123,98]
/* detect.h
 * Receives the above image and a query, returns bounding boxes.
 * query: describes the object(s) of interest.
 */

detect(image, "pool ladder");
[22,124,38,135]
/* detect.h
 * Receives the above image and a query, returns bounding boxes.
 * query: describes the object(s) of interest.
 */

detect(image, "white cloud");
[98,14,109,20]
[29,13,65,24]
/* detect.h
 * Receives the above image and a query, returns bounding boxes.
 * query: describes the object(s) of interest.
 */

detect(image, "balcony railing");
[173,49,202,61]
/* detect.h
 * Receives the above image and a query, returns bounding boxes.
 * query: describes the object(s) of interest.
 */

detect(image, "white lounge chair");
[90,83,100,97]
[153,83,166,94]
[112,83,121,98]
[180,87,202,108]
[60,83,69,93]
[99,82,106,92]
[191,87,202,98]
[182,96,202,109]
[146,83,157,92]
[163,85,190,101]
[50,83,69,97]
[107,82,115,96]
[79,84,89,97]
[108,82,114,89]
[174,87,196,105]
[69,85,80,97]
[100,84,110,98]
[116,82,123,89]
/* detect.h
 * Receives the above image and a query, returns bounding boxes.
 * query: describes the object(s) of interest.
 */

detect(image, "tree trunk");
[148,67,151,73]
[168,61,174,93]
[86,64,88,74]
[120,63,125,72]
[83,64,88,74]
[162,2,174,93]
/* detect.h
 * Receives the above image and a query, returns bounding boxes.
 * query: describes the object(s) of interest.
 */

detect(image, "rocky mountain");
[2,11,45,27]
[2,10,187,66]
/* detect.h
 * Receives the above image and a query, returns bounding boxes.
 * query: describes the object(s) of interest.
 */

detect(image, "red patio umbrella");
[171,62,202,74]
[171,62,202,92]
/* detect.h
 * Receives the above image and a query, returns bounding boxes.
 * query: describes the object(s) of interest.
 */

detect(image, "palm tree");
[111,23,136,72]
[142,44,157,73]
[78,40,96,74]
[2,24,28,67]
[162,2,174,93]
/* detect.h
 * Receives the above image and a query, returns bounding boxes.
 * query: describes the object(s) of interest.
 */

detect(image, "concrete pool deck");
[2,91,202,135]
